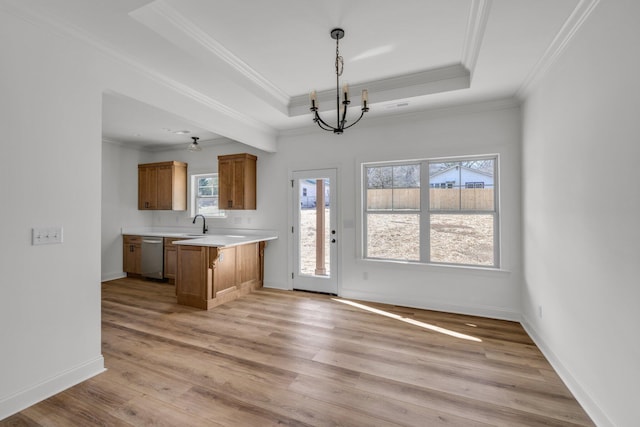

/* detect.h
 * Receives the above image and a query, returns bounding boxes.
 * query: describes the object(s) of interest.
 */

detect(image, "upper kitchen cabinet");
[218,153,257,210]
[138,161,187,210]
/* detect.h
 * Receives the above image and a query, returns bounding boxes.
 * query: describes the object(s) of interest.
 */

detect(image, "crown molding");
[516,0,601,99]
[1,1,276,147]
[461,0,492,80]
[280,96,520,139]
[288,64,470,117]
[132,1,290,112]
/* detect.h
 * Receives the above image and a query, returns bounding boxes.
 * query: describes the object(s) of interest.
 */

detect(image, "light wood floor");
[3,277,594,426]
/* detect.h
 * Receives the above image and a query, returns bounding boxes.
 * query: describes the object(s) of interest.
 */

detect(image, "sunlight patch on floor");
[332,298,482,342]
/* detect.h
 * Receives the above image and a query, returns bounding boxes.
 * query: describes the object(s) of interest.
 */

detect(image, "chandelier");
[309,28,369,134]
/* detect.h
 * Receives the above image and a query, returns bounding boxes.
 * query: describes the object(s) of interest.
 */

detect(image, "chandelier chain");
[336,37,343,77]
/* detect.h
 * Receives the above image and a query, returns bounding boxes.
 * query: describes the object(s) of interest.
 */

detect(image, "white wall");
[101,141,152,281]
[521,1,640,426]
[0,10,105,418]
[273,104,523,320]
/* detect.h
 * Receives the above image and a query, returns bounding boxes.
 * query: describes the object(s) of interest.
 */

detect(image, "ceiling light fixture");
[309,28,369,135]
[187,136,201,152]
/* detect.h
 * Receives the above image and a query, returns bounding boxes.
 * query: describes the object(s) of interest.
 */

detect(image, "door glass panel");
[298,178,331,277]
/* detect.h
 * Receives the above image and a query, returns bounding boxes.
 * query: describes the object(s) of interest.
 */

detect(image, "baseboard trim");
[101,272,126,282]
[0,356,106,421]
[338,289,520,321]
[263,281,288,290]
[520,316,614,427]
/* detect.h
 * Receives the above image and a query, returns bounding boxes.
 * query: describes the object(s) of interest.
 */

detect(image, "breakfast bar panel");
[176,241,266,310]
[176,245,209,309]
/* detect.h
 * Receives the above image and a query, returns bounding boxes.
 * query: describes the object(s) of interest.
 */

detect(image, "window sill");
[359,257,511,274]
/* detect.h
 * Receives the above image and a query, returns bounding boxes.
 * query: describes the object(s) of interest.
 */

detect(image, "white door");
[292,169,338,294]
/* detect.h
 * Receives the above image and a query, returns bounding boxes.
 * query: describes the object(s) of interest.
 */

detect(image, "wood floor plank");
[1,278,594,426]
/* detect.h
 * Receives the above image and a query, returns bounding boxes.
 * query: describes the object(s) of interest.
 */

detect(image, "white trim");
[101,272,126,282]
[1,1,277,152]
[461,0,492,80]
[517,0,601,98]
[340,288,520,322]
[520,316,615,427]
[288,64,470,117]
[136,0,290,108]
[281,96,521,138]
[0,356,105,420]
[263,281,288,290]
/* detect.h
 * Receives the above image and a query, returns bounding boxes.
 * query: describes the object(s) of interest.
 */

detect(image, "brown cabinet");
[218,153,256,210]
[176,241,266,310]
[163,237,181,282]
[138,161,187,210]
[123,235,142,275]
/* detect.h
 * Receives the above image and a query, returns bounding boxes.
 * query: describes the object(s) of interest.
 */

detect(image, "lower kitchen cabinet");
[176,241,266,310]
[123,235,142,275]
[163,237,180,283]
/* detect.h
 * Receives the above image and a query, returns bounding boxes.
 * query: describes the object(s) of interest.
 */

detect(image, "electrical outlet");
[363,271,368,280]
[538,305,543,319]
[32,226,64,245]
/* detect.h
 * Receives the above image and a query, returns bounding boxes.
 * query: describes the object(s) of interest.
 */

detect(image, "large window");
[365,164,421,261]
[363,156,498,267]
[191,173,225,217]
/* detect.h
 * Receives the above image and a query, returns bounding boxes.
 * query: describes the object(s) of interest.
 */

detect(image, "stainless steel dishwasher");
[141,236,164,279]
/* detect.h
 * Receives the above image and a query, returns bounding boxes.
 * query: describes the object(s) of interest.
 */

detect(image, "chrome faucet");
[192,214,208,234]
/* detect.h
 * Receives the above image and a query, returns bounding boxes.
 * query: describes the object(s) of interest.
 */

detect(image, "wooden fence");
[367,188,494,210]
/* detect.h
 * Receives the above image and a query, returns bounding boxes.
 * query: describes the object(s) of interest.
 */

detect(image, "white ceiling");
[5,0,591,150]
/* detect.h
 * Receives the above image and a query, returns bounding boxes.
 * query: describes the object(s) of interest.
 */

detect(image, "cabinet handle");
[228,200,232,208]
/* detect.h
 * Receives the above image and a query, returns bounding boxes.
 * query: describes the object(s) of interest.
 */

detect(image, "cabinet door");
[176,245,209,308]
[156,165,173,210]
[163,239,177,280]
[123,243,141,274]
[138,166,157,209]
[218,158,234,209]
[230,158,246,209]
[218,155,256,210]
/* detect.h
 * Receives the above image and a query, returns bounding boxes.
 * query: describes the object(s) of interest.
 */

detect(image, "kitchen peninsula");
[122,230,277,310]
[174,233,276,310]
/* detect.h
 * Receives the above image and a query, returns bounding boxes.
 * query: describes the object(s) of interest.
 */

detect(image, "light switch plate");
[32,226,64,245]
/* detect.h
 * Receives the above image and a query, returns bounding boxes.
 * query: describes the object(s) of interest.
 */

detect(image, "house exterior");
[429,165,494,189]
[299,179,330,208]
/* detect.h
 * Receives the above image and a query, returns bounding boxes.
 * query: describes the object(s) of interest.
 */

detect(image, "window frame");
[190,172,226,218]
[362,155,499,268]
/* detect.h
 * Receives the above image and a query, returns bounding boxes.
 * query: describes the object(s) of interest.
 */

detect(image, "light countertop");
[173,234,277,248]
[121,228,277,248]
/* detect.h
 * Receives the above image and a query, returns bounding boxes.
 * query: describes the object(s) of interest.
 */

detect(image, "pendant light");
[187,136,201,152]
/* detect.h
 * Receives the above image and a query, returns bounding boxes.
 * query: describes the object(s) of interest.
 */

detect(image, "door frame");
[288,167,341,295]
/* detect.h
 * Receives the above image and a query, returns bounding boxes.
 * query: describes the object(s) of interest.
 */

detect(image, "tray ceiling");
[3,0,594,149]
